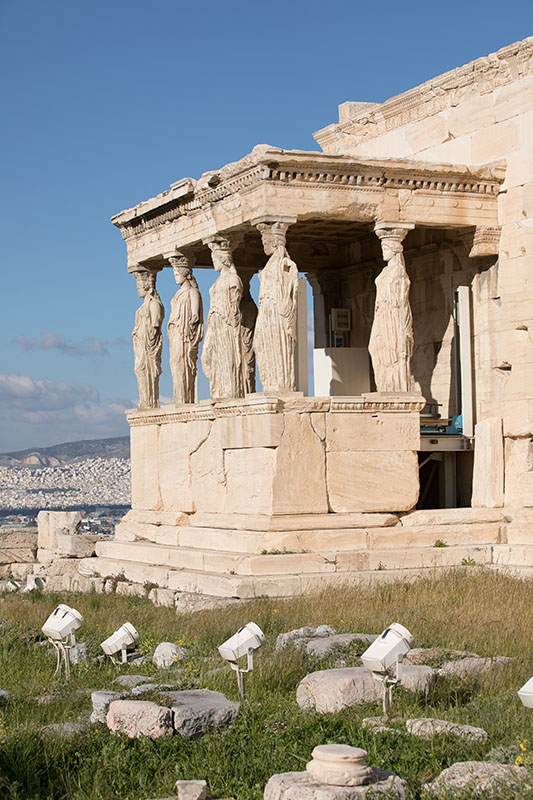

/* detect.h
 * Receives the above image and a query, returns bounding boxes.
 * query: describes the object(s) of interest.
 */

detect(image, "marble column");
[253,219,299,393]
[368,221,416,393]
[201,235,244,400]
[131,268,164,409]
[167,251,204,405]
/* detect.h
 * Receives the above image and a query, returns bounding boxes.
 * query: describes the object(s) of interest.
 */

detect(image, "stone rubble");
[439,656,515,678]
[107,699,174,739]
[406,717,488,742]
[153,642,187,668]
[423,761,533,798]
[162,689,240,739]
[175,780,207,800]
[296,665,436,713]
[264,770,407,799]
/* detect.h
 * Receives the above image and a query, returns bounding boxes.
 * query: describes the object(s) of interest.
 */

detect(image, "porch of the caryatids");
[253,219,299,393]
[131,267,165,409]
[167,250,204,405]
[201,234,244,400]
[368,221,416,393]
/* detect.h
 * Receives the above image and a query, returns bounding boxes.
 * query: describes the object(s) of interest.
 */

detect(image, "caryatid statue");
[368,222,416,393]
[167,252,204,405]
[253,220,299,393]
[239,270,258,394]
[201,236,244,400]
[132,268,164,409]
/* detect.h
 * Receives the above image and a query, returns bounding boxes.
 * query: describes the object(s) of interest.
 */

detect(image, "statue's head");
[381,238,404,262]
[134,270,156,298]
[208,239,234,273]
[169,255,193,286]
[258,221,288,256]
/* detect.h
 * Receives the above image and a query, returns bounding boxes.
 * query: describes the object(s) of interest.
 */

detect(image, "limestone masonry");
[77,38,533,599]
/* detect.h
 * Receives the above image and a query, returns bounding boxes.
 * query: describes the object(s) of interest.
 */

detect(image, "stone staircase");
[79,507,533,599]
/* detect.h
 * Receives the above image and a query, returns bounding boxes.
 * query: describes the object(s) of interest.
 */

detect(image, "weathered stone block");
[273,413,328,514]
[472,417,504,508]
[327,451,419,512]
[326,412,419,452]
[224,447,276,515]
[218,412,284,448]
[130,424,161,510]
[163,689,239,738]
[106,700,174,739]
[158,422,193,513]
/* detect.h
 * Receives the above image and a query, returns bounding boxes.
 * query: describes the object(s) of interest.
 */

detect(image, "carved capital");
[254,217,296,253]
[167,249,196,271]
[374,220,415,246]
[469,226,501,258]
[204,232,242,255]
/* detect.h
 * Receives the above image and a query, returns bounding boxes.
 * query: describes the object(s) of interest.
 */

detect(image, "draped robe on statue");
[253,245,299,393]
[201,269,243,399]
[132,293,164,408]
[168,283,203,405]
[368,254,414,392]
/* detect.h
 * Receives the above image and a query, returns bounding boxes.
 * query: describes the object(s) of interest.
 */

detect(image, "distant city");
[0,436,131,533]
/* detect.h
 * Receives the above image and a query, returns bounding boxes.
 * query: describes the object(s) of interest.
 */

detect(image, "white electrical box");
[331,308,351,332]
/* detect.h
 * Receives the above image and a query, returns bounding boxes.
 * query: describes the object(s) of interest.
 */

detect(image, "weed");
[434,539,448,548]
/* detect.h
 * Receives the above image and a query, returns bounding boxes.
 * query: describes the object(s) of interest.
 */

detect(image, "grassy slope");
[0,569,532,799]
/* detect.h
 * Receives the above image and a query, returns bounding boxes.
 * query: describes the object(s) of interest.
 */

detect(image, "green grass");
[0,569,533,799]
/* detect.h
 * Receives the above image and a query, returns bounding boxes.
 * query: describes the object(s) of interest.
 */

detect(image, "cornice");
[113,149,503,243]
[314,37,533,149]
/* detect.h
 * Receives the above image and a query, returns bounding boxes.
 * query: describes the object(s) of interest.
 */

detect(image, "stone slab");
[326,412,419,452]
[264,770,407,799]
[327,451,419,512]
[162,689,239,738]
[130,425,161,511]
[272,412,328,514]
[106,700,173,739]
[472,417,504,508]
[296,665,436,713]
[406,718,487,742]
[218,412,284,448]
[424,762,533,798]
[190,512,398,531]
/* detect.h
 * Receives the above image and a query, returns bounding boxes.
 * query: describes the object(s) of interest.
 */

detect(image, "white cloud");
[13,332,109,357]
[0,374,133,450]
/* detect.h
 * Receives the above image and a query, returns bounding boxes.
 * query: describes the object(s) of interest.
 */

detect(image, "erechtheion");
[86,37,533,598]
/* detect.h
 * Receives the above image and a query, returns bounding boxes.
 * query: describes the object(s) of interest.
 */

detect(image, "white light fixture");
[361,622,414,716]
[41,604,84,680]
[218,622,266,700]
[518,677,533,708]
[101,622,139,664]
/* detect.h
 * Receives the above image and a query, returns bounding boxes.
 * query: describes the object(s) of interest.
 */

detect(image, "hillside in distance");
[0,436,130,467]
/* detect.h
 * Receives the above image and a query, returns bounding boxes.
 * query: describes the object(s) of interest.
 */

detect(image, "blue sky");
[0,0,531,451]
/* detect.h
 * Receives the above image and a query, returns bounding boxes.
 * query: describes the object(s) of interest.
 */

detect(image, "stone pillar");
[307,269,342,349]
[253,218,299,393]
[368,221,416,393]
[167,250,204,405]
[201,235,244,400]
[131,267,164,410]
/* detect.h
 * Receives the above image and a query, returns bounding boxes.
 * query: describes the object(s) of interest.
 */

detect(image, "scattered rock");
[424,761,533,798]
[362,717,403,735]
[107,700,174,739]
[296,665,436,713]
[275,625,335,651]
[162,689,240,738]
[0,690,11,705]
[264,770,407,799]
[439,656,514,679]
[406,718,488,742]
[175,779,207,800]
[153,642,187,669]
[91,690,122,723]
[114,674,151,688]
[404,647,477,665]
[41,720,88,737]
[70,642,87,665]
[305,634,373,658]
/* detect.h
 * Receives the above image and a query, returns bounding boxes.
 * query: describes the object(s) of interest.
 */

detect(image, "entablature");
[111,146,504,272]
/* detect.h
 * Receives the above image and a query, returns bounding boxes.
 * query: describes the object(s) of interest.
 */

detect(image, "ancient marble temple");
[87,37,533,597]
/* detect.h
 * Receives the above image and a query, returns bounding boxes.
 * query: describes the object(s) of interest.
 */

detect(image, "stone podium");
[92,393,424,597]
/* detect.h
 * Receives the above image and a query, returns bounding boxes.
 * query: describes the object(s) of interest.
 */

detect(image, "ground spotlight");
[518,677,533,708]
[101,622,139,664]
[361,622,413,716]
[218,622,265,700]
[41,604,84,680]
